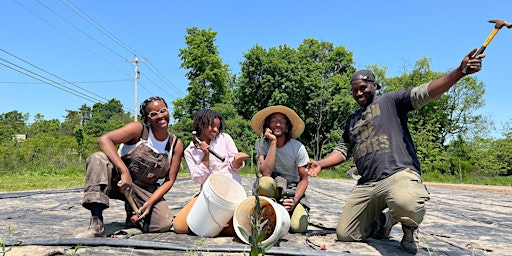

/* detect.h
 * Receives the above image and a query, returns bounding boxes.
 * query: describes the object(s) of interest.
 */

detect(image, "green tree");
[85,99,131,137]
[173,27,230,121]
[297,39,357,160]
[234,39,358,160]
[0,125,15,144]
[211,103,258,160]
[0,110,28,134]
[384,57,486,174]
[234,44,304,120]
[27,114,60,138]
[61,110,82,136]
[74,126,85,164]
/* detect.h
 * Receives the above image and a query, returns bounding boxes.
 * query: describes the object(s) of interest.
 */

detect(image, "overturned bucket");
[233,196,290,247]
[187,173,247,237]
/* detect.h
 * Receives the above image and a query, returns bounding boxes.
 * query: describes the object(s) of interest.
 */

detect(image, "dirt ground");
[425,182,512,195]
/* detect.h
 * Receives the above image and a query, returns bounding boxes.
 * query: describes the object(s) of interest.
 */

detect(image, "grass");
[0,165,510,193]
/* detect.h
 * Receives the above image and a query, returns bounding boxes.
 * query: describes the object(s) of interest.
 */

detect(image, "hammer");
[118,181,141,222]
[464,19,512,73]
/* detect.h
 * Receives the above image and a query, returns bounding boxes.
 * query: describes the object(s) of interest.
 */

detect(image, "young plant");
[239,143,277,256]
[1,226,22,256]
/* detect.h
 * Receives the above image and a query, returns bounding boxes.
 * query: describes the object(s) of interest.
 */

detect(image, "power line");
[0,59,99,104]
[12,0,187,112]
[1,49,110,103]
[61,0,139,57]
[0,49,133,113]
[13,0,133,79]
[61,0,186,99]
[36,0,126,60]
[0,79,130,84]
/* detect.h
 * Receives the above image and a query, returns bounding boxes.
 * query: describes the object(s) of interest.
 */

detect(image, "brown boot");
[75,216,105,238]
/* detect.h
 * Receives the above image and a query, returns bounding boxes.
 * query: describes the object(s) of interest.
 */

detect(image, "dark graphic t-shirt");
[343,89,420,184]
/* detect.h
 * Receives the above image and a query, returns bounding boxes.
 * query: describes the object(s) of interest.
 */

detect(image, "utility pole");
[126,56,147,122]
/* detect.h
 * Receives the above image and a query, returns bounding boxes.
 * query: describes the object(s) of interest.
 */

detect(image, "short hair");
[192,109,226,136]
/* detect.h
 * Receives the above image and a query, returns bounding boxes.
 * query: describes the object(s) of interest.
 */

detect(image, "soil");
[425,182,512,195]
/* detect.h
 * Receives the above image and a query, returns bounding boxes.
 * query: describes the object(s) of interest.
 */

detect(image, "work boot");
[372,211,398,240]
[75,216,105,238]
[400,225,419,254]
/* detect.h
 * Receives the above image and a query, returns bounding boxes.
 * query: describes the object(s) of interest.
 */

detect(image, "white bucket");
[187,173,247,237]
[233,196,290,247]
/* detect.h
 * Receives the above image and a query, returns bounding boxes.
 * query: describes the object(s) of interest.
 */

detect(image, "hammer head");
[489,19,512,29]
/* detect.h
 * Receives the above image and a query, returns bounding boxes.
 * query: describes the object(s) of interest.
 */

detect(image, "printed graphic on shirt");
[350,103,389,160]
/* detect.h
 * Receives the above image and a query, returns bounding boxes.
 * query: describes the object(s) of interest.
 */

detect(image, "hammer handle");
[123,190,140,213]
[192,132,226,162]
[463,46,486,74]
[118,181,139,213]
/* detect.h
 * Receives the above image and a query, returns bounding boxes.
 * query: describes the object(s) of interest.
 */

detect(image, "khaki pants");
[337,169,430,241]
[83,152,173,233]
[257,176,309,233]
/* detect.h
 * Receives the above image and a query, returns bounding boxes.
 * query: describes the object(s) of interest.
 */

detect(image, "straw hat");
[251,105,305,138]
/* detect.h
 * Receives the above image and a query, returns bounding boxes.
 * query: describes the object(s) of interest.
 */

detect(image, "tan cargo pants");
[336,169,430,241]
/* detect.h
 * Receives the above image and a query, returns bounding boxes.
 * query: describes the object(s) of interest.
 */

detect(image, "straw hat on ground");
[251,105,305,138]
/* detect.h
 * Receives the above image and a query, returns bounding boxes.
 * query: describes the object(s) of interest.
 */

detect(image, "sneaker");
[75,216,105,238]
[372,211,397,240]
[400,225,419,254]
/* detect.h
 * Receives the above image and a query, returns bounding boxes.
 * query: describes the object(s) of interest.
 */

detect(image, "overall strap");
[166,133,177,155]
[140,123,149,141]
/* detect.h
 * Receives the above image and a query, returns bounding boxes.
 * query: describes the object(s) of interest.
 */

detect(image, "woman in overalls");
[75,96,183,238]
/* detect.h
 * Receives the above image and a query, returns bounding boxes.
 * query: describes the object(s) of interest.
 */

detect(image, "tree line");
[1,27,511,179]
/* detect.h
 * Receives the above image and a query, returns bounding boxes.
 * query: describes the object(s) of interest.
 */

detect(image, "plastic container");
[233,196,290,247]
[186,173,247,237]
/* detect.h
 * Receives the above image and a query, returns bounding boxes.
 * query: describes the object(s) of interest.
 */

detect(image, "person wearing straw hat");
[251,105,310,233]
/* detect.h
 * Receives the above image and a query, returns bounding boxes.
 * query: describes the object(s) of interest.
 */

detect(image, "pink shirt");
[184,133,244,185]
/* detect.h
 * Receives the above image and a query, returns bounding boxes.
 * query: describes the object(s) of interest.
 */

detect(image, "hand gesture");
[306,160,321,177]
[264,128,276,142]
[233,152,249,167]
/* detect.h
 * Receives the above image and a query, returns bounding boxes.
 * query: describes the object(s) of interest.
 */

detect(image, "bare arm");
[307,151,346,177]
[428,48,485,99]
[97,122,143,190]
[258,129,277,176]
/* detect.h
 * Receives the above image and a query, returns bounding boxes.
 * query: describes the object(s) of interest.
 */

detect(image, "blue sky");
[1,1,511,137]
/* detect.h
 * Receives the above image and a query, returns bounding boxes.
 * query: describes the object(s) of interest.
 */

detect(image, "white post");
[126,56,147,122]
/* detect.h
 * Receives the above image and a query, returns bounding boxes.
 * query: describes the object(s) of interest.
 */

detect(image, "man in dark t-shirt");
[307,49,485,253]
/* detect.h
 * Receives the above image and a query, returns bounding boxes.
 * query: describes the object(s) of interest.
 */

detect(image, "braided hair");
[139,96,168,125]
[192,109,226,137]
